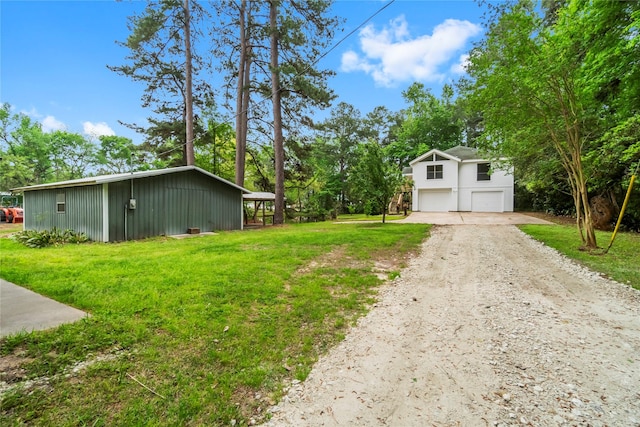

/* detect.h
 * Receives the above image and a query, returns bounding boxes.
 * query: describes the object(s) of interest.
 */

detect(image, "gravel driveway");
[263,225,640,426]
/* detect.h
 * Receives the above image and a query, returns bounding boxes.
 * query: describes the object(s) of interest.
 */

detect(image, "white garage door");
[418,190,452,212]
[471,191,504,212]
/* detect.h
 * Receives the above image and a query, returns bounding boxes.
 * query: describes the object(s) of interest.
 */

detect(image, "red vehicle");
[0,195,23,223]
[5,206,24,223]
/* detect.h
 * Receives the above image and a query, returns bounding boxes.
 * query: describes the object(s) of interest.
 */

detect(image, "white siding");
[411,160,459,211]
[411,160,458,190]
[457,163,514,212]
[409,150,514,212]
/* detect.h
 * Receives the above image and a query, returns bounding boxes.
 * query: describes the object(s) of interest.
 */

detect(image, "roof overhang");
[409,149,460,166]
[243,192,276,201]
[12,166,251,194]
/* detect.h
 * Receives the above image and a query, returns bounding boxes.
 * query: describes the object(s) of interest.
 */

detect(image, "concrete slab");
[397,212,553,225]
[0,279,88,337]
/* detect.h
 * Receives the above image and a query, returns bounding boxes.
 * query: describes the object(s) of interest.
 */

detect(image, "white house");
[405,145,514,212]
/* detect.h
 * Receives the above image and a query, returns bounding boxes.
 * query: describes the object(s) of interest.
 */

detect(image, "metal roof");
[243,192,276,201]
[12,166,251,193]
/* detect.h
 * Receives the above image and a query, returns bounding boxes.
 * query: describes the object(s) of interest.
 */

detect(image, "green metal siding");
[108,170,242,241]
[24,169,242,242]
[23,186,103,241]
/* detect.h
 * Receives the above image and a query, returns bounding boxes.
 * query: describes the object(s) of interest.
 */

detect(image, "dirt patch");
[0,352,33,384]
[294,246,405,280]
[262,225,640,426]
[521,211,576,226]
[0,346,128,397]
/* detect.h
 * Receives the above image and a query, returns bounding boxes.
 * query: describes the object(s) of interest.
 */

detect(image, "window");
[427,164,443,179]
[56,192,66,213]
[477,163,491,181]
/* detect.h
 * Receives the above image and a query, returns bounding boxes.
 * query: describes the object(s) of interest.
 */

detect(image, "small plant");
[12,227,90,248]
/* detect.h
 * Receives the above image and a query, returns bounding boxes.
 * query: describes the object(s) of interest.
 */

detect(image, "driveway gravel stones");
[262,225,640,426]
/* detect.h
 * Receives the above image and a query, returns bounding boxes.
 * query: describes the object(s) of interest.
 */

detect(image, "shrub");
[12,227,90,248]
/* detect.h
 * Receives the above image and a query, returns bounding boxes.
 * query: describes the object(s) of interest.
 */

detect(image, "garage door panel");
[418,190,451,212]
[471,191,503,212]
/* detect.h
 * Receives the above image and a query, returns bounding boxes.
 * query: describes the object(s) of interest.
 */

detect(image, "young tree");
[349,141,403,223]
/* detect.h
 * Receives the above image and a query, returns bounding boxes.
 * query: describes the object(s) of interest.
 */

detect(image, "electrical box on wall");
[128,199,137,210]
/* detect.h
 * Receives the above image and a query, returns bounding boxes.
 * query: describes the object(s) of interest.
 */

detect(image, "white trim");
[102,184,109,242]
[410,149,460,165]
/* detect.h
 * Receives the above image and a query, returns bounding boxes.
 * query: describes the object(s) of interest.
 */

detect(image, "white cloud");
[83,121,115,138]
[41,115,66,133]
[341,16,481,87]
[21,107,41,118]
[450,53,470,75]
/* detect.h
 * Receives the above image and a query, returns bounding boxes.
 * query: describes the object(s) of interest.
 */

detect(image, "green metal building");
[13,166,250,242]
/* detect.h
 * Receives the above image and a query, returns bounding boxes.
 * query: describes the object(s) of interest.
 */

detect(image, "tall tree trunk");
[235,0,248,186]
[184,0,195,166]
[270,0,285,225]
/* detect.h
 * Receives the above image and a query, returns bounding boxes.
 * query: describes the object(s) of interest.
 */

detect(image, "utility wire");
[157,0,397,159]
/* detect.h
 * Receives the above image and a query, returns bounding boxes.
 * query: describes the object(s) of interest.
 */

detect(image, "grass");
[0,221,429,426]
[519,224,640,290]
[335,213,408,222]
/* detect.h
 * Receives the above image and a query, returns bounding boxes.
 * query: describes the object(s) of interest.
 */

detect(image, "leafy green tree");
[349,141,403,223]
[96,135,139,174]
[462,0,604,248]
[0,103,100,186]
[0,153,34,191]
[49,131,96,180]
[194,118,236,181]
[283,137,316,213]
[388,83,463,168]
[315,102,367,213]
[363,106,402,148]
[0,103,52,186]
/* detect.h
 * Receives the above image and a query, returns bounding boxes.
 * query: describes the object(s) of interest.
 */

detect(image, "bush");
[12,228,90,248]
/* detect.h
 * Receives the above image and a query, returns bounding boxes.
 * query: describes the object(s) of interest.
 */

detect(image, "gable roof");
[409,145,482,165]
[12,166,251,193]
[443,145,481,161]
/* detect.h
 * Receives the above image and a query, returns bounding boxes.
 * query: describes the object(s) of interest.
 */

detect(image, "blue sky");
[1,0,486,146]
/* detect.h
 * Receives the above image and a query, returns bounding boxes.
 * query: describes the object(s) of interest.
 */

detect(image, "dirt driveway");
[398,211,553,225]
[263,225,640,426]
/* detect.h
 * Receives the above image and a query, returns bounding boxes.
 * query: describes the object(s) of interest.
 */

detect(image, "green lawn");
[335,213,408,222]
[0,222,429,426]
[519,224,640,290]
